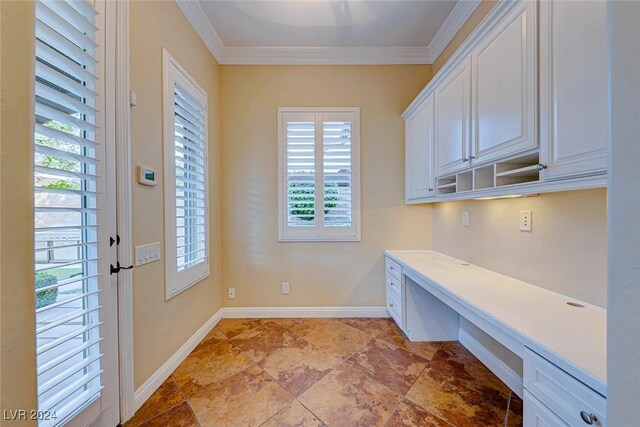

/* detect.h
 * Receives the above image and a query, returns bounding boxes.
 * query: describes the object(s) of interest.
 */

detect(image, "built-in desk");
[385,250,607,427]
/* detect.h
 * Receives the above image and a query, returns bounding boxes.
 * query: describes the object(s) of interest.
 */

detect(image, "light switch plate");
[520,210,532,232]
[135,242,161,266]
[462,210,470,227]
[228,288,236,299]
[281,282,290,294]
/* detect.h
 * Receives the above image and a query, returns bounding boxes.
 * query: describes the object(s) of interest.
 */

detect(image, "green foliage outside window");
[35,273,58,309]
[35,121,81,190]
[288,182,339,221]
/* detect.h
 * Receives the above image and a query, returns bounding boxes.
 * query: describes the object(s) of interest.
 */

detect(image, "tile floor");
[125,318,523,427]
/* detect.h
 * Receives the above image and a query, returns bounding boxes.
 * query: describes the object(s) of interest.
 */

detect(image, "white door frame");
[113,0,135,423]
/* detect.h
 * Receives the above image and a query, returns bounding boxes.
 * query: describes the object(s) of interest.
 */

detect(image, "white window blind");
[279,108,360,241]
[163,50,209,299]
[33,0,104,424]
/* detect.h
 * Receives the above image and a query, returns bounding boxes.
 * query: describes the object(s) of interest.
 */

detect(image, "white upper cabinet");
[434,58,471,177]
[405,95,435,202]
[539,0,608,180]
[471,1,537,164]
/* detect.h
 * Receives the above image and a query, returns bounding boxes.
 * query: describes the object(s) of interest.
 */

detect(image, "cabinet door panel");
[435,60,470,177]
[472,1,537,164]
[405,95,435,201]
[523,392,569,427]
[539,0,607,180]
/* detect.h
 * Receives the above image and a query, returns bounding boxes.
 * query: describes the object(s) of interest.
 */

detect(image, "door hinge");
[109,234,121,247]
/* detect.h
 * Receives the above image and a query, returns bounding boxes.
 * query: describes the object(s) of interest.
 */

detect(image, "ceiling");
[176,0,482,65]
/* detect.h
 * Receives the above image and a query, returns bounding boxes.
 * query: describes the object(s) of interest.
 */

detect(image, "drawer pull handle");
[389,266,395,270]
[389,303,394,308]
[390,282,394,286]
[580,411,597,425]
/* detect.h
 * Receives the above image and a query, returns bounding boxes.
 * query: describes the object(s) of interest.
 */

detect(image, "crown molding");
[176,0,480,65]
[175,0,225,63]
[426,0,482,63]
[222,46,431,65]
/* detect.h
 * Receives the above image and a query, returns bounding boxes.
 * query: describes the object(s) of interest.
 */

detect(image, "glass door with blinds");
[33,1,119,426]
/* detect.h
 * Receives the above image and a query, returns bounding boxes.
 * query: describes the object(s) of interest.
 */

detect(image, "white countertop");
[385,250,606,396]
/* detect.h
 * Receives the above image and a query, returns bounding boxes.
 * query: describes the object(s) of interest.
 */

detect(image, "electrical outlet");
[281,282,290,294]
[520,210,532,232]
[228,288,236,299]
[461,210,470,227]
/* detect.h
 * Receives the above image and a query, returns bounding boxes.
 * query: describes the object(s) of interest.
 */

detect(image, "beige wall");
[432,189,607,307]
[130,1,222,388]
[0,1,38,423]
[220,65,432,307]
[433,0,497,74]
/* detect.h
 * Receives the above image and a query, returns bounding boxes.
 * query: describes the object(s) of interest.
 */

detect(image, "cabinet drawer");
[386,257,402,281]
[386,287,402,327]
[524,391,568,427]
[524,348,606,427]
[386,273,401,300]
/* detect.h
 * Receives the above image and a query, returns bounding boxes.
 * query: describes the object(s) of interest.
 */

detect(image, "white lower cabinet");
[524,349,606,427]
[524,391,568,427]
[385,257,405,331]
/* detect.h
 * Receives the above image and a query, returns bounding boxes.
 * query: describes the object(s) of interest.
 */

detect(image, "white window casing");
[278,108,361,242]
[163,49,209,299]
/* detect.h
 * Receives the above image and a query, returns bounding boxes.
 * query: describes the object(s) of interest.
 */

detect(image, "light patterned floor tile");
[188,365,293,427]
[298,363,402,427]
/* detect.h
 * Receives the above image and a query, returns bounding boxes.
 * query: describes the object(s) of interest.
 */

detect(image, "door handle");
[110,262,134,275]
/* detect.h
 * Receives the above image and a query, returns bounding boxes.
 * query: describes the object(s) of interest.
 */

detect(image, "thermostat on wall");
[137,166,157,186]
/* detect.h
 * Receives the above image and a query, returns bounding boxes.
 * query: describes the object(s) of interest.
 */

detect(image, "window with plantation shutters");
[33,0,107,423]
[278,108,361,241]
[163,50,209,299]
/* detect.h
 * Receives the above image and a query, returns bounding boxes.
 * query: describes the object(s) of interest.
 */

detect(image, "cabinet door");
[471,1,537,164]
[405,95,435,201]
[539,0,608,180]
[434,59,471,177]
[524,392,569,427]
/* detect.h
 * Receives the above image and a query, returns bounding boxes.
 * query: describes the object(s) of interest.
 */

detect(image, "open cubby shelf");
[435,152,541,197]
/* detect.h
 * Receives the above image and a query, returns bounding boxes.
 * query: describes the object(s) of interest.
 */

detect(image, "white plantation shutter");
[163,50,209,299]
[33,0,105,424]
[279,109,360,241]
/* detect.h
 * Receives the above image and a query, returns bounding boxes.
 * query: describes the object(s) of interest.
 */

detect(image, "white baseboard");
[221,306,389,318]
[130,305,386,416]
[132,308,223,413]
[459,327,524,399]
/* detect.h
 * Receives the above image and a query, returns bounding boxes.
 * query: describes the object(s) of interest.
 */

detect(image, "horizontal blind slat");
[35,143,97,165]
[36,305,102,335]
[36,101,97,132]
[39,369,103,413]
[35,80,98,116]
[36,165,97,181]
[35,39,98,83]
[34,273,101,294]
[35,20,97,66]
[37,322,102,355]
[35,123,96,148]
[36,1,97,50]
[37,337,103,376]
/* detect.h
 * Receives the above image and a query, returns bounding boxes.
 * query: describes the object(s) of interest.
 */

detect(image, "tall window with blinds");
[33,0,106,424]
[163,50,209,299]
[278,108,360,241]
